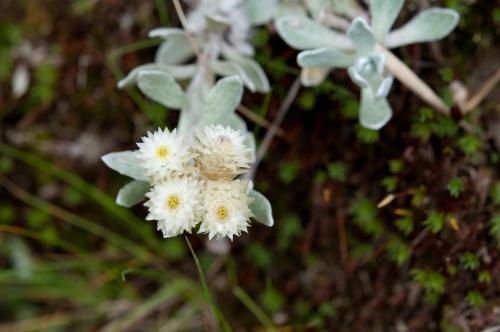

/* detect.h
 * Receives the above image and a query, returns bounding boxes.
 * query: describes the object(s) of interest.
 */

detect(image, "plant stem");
[248,77,301,179]
[185,236,233,332]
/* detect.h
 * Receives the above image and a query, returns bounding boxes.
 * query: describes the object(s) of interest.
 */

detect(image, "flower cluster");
[136,124,255,240]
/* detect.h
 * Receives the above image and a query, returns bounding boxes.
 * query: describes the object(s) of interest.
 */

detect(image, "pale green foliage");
[249,190,274,227]
[273,0,459,130]
[116,180,150,208]
[101,151,148,181]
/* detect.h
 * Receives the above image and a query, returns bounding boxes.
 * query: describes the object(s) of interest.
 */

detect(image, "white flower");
[198,179,254,240]
[194,125,254,180]
[136,128,194,181]
[144,176,202,237]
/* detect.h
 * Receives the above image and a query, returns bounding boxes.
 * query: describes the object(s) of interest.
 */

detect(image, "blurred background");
[0,0,499,331]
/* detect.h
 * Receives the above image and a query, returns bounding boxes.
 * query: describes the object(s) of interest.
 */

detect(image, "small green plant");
[489,214,500,245]
[447,177,464,198]
[381,176,398,192]
[478,271,492,283]
[327,161,347,182]
[386,237,412,266]
[460,252,480,270]
[395,216,414,236]
[260,283,285,314]
[279,161,300,184]
[277,215,302,251]
[489,181,500,205]
[457,135,481,157]
[356,126,380,144]
[389,159,403,174]
[411,268,447,303]
[423,210,446,234]
[350,196,384,237]
[465,290,484,306]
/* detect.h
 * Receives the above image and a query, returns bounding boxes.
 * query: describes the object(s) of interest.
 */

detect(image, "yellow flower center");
[166,195,180,210]
[216,206,228,221]
[155,145,170,159]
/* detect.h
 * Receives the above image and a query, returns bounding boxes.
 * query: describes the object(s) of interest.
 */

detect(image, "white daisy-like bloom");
[198,179,254,240]
[136,128,194,181]
[194,125,254,180]
[144,176,202,238]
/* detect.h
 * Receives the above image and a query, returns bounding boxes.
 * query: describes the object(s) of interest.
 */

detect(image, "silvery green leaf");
[276,15,352,50]
[300,67,330,86]
[304,0,330,20]
[347,66,369,88]
[116,180,150,208]
[376,76,394,98]
[329,0,364,17]
[222,47,271,93]
[245,132,256,159]
[162,64,197,80]
[359,87,392,130]
[276,0,307,18]
[297,47,355,68]
[347,17,375,55]
[370,52,385,74]
[249,190,274,227]
[137,70,187,109]
[149,27,183,39]
[202,76,243,124]
[118,64,196,89]
[217,113,248,132]
[101,151,148,181]
[118,64,162,89]
[150,28,193,65]
[245,0,277,25]
[385,8,459,48]
[206,14,231,31]
[370,0,404,41]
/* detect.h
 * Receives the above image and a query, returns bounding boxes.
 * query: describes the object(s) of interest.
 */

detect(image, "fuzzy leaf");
[116,180,150,208]
[385,8,459,48]
[370,0,404,41]
[217,113,248,132]
[276,15,352,50]
[150,28,194,65]
[117,63,196,89]
[222,47,270,93]
[347,17,375,55]
[347,66,369,88]
[137,70,187,109]
[376,76,394,98]
[249,190,274,227]
[359,88,392,130]
[246,0,277,25]
[297,47,355,68]
[101,151,148,181]
[202,76,243,124]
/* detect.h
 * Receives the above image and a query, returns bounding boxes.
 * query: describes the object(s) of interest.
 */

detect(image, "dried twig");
[236,105,285,138]
[462,68,500,113]
[247,78,301,179]
[172,0,201,57]
[376,44,450,114]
